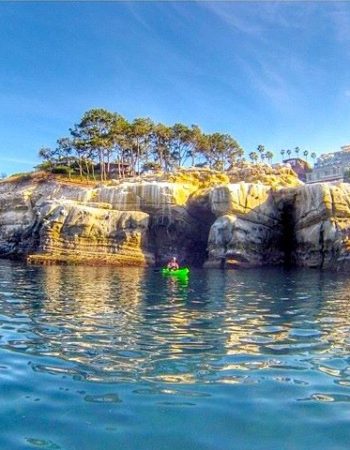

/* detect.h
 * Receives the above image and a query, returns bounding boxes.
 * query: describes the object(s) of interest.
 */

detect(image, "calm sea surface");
[0,260,350,450]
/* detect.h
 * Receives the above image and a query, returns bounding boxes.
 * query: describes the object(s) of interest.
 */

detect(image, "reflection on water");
[1,263,350,385]
[0,261,350,449]
[0,266,350,385]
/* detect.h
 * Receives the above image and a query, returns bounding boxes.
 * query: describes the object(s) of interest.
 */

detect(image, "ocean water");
[0,260,349,450]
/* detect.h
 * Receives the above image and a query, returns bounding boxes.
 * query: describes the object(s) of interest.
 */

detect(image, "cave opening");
[148,209,216,267]
[280,201,296,267]
[185,209,217,267]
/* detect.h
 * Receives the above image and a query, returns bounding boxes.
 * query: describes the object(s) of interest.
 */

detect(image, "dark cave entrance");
[149,209,216,267]
[280,201,296,267]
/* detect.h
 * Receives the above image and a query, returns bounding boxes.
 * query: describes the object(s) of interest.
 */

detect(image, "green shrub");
[51,166,73,175]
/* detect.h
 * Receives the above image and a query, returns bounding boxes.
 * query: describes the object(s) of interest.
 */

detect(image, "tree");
[71,108,117,181]
[38,147,55,166]
[169,123,193,168]
[303,150,309,161]
[295,146,300,157]
[186,125,202,167]
[257,144,265,161]
[109,114,130,178]
[265,151,274,164]
[37,107,244,179]
[286,149,292,158]
[151,123,173,172]
[198,133,242,170]
[127,117,154,176]
[280,149,286,160]
[311,152,317,162]
[249,151,258,163]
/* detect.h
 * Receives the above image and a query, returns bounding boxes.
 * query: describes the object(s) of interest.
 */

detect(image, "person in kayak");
[167,256,179,270]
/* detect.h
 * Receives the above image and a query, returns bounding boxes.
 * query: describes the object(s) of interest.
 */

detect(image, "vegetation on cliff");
[37,108,244,181]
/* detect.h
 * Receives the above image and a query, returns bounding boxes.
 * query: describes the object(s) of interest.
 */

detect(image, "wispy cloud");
[0,157,36,166]
[200,2,263,37]
[200,1,317,38]
[196,2,320,110]
[328,3,350,44]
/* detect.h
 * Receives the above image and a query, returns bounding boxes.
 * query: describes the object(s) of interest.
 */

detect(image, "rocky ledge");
[1,164,350,270]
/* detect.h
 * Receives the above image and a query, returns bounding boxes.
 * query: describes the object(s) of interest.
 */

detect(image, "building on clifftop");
[306,145,350,184]
[282,158,311,182]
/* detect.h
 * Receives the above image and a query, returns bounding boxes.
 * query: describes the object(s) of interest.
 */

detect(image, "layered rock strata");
[1,167,350,270]
[188,183,283,268]
[280,183,350,270]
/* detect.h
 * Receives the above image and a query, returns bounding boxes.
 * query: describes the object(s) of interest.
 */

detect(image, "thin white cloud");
[123,2,155,34]
[200,1,317,38]
[200,1,263,37]
[0,157,36,166]
[197,2,322,111]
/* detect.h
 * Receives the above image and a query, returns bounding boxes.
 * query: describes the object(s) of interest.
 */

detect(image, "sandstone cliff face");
[0,174,207,266]
[284,183,350,270]
[29,200,152,266]
[189,183,283,268]
[2,167,350,270]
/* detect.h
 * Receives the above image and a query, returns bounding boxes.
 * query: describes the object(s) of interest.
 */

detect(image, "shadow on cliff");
[148,207,215,267]
[143,188,301,269]
[184,188,298,270]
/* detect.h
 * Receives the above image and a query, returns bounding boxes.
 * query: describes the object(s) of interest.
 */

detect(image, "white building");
[306,145,350,183]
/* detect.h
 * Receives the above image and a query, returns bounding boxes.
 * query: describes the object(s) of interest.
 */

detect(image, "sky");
[1,1,350,175]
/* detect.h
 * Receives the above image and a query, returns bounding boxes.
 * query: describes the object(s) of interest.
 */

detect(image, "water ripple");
[1,263,350,448]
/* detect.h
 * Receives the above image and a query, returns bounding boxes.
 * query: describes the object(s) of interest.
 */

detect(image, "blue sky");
[1,1,350,175]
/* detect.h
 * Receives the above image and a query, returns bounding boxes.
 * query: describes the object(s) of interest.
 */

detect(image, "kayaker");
[167,256,179,270]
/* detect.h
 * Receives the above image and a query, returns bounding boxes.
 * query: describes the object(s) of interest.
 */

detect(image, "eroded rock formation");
[280,183,350,270]
[1,166,350,270]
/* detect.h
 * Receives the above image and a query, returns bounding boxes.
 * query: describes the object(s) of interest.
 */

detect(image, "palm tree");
[257,144,265,161]
[280,149,285,160]
[295,146,300,158]
[265,151,274,164]
[303,150,309,161]
[287,149,292,158]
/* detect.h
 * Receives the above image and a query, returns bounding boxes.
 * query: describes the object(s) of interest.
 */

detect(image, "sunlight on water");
[0,260,350,449]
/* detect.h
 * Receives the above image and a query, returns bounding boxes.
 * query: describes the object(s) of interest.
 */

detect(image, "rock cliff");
[1,166,350,270]
[278,183,350,270]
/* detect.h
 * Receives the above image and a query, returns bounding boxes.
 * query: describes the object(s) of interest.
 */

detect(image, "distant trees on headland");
[38,108,244,181]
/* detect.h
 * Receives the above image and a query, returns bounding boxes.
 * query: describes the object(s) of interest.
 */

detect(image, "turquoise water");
[0,261,350,449]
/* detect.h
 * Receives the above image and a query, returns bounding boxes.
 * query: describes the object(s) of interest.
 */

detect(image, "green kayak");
[161,267,189,277]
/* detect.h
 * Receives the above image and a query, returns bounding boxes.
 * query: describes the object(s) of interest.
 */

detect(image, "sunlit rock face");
[96,181,196,212]
[0,176,207,266]
[95,181,205,265]
[286,183,350,270]
[0,178,95,258]
[2,167,350,270]
[192,183,284,268]
[28,200,152,266]
[227,162,302,189]
[0,187,36,256]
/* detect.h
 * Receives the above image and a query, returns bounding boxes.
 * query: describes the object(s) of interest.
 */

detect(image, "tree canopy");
[37,108,245,180]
